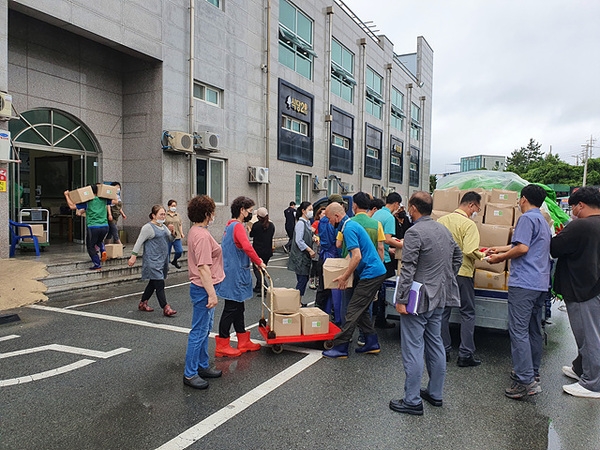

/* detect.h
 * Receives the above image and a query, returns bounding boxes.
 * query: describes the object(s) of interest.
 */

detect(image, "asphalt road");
[1,253,599,450]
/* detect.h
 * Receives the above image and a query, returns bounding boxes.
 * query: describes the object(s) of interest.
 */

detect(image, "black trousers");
[219,300,246,338]
[142,279,167,308]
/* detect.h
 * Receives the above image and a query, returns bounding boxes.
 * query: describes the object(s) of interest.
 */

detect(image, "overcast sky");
[344,0,600,174]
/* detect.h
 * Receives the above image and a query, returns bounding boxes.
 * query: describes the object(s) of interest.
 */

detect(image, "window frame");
[196,157,226,205]
[278,0,315,80]
[365,67,384,120]
[331,39,355,103]
[295,172,311,205]
[194,81,222,107]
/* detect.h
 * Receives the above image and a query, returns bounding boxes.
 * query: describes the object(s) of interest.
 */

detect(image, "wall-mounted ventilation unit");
[248,166,269,184]
[0,92,12,119]
[167,131,194,153]
[196,131,220,151]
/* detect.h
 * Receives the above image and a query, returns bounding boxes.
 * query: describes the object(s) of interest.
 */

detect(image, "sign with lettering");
[0,168,7,193]
[285,95,308,115]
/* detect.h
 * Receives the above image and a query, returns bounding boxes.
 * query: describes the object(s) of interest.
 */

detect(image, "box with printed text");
[299,307,329,335]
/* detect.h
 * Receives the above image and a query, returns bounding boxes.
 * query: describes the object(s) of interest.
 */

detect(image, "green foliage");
[506,138,544,175]
[429,174,437,192]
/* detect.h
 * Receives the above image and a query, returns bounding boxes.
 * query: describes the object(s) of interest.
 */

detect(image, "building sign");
[285,95,308,115]
[0,168,7,192]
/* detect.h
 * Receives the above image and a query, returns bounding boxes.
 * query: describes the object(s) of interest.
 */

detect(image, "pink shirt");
[187,225,225,287]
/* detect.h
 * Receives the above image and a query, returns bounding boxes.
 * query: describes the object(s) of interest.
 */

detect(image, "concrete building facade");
[460,154,506,172]
[0,0,433,255]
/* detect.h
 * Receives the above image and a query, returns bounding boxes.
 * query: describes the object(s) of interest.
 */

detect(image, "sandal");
[163,304,177,317]
[138,300,154,312]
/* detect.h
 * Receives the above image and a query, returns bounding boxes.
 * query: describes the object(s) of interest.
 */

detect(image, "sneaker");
[562,366,580,381]
[89,265,102,271]
[357,335,365,347]
[563,382,600,398]
[505,380,541,399]
[308,278,316,290]
[510,370,541,383]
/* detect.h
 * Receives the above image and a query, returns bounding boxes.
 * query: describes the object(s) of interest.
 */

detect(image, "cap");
[256,207,268,218]
[328,194,344,205]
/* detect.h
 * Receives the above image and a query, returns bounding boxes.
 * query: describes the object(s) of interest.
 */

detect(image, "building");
[460,155,506,172]
[0,0,433,255]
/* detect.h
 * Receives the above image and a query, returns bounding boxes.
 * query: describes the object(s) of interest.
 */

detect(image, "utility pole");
[581,135,597,187]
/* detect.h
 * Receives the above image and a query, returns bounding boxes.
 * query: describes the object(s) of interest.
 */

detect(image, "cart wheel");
[259,318,267,328]
[272,344,283,354]
[267,330,276,340]
[323,340,334,350]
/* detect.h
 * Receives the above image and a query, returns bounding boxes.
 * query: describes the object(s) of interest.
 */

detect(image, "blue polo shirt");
[342,219,386,280]
[372,206,396,263]
[508,208,551,292]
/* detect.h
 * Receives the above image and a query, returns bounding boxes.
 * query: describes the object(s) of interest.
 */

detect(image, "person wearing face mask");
[105,181,127,247]
[128,204,177,316]
[165,199,185,269]
[215,196,266,357]
[287,201,316,306]
[250,207,275,294]
[486,184,551,399]
[437,191,485,367]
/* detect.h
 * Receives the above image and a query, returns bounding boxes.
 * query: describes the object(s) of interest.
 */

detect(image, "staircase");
[42,251,188,295]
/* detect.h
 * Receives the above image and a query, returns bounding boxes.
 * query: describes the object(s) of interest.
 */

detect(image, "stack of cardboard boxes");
[432,187,522,291]
[268,288,329,336]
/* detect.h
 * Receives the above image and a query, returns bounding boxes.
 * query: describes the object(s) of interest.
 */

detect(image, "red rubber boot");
[215,336,242,357]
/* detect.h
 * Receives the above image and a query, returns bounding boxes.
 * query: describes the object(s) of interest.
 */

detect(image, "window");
[281,115,308,136]
[391,87,405,132]
[372,184,381,199]
[197,158,225,204]
[409,147,420,187]
[331,39,355,103]
[365,67,384,119]
[389,137,403,184]
[295,172,311,205]
[279,0,315,80]
[330,106,354,174]
[206,0,220,7]
[332,134,349,149]
[364,123,382,179]
[410,102,421,141]
[194,82,222,107]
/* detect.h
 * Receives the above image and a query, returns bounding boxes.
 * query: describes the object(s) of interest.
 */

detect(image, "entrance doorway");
[8,108,100,243]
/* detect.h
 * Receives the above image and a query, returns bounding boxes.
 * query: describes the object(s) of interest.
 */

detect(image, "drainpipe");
[404,83,413,201]
[357,38,367,192]
[419,95,426,191]
[384,63,392,193]
[264,0,271,208]
[188,0,196,200]
[324,6,334,183]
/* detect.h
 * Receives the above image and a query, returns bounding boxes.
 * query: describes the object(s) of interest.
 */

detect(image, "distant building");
[460,155,506,172]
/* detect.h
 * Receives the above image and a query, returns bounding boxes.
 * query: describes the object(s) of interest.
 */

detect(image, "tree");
[429,174,437,192]
[522,153,577,185]
[506,138,544,176]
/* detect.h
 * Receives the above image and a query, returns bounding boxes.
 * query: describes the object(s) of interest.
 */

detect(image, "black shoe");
[253,287,262,293]
[420,389,443,407]
[389,399,423,416]
[171,260,182,269]
[198,367,222,378]
[375,320,396,329]
[301,302,307,308]
[457,355,482,367]
[183,375,208,390]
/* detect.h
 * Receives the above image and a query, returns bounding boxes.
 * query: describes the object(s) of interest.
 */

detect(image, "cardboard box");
[477,223,512,247]
[18,224,44,237]
[299,307,329,335]
[459,188,489,210]
[97,184,118,200]
[69,186,95,204]
[433,189,460,212]
[474,257,505,274]
[105,243,123,259]
[431,210,452,221]
[513,206,522,226]
[272,312,301,337]
[268,287,301,313]
[474,269,507,290]
[490,189,518,205]
[21,230,47,244]
[541,208,554,230]
[484,203,514,226]
[322,258,354,289]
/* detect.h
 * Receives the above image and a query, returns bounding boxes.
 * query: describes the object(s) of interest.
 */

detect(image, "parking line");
[0,334,20,342]
[0,359,96,387]
[155,350,322,450]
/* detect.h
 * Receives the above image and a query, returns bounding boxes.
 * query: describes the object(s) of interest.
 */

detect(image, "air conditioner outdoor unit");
[0,92,12,119]
[197,131,220,151]
[249,166,269,184]
[341,182,355,193]
[312,176,328,191]
[168,131,194,153]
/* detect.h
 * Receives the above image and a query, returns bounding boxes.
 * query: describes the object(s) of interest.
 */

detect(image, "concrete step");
[42,255,188,295]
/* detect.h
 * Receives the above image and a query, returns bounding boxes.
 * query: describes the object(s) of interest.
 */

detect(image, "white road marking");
[0,334,20,342]
[0,360,96,387]
[155,350,323,450]
[0,344,130,360]
[64,281,192,309]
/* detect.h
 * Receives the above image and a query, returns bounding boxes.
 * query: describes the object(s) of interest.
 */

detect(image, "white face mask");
[471,211,478,219]
[209,214,215,225]
[169,207,177,212]
[156,219,165,224]
[306,210,314,219]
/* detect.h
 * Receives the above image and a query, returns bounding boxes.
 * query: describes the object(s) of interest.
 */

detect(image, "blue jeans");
[169,239,183,262]
[184,283,216,378]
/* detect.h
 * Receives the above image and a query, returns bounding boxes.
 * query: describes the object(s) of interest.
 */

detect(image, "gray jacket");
[396,215,462,313]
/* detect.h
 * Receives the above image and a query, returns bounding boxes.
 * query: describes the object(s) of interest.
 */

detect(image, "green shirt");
[86,197,109,228]
[437,209,484,277]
